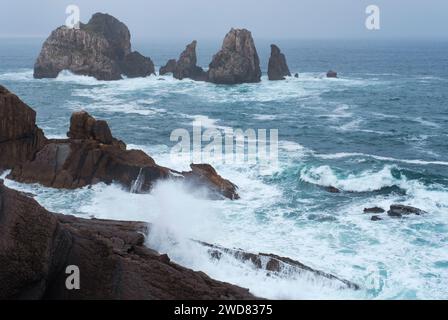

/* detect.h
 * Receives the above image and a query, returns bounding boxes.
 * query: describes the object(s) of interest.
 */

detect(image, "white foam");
[316,152,448,166]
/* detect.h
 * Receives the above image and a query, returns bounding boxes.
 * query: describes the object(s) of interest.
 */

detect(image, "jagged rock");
[207,28,261,84]
[34,13,154,80]
[0,86,46,170]
[120,51,155,78]
[173,41,207,81]
[327,70,338,78]
[0,181,255,300]
[387,204,426,217]
[268,44,291,80]
[197,241,359,290]
[159,59,177,75]
[183,164,240,200]
[364,207,385,214]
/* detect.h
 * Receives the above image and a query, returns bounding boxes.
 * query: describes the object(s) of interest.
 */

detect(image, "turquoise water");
[1,38,448,299]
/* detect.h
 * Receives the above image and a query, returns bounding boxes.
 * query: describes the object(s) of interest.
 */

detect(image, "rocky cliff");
[207,28,261,84]
[0,181,255,300]
[34,13,154,81]
[0,86,46,170]
[268,44,291,80]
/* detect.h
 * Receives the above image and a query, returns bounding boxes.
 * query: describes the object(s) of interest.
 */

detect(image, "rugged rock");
[0,181,255,300]
[0,86,46,170]
[159,59,177,75]
[34,13,154,80]
[8,110,170,191]
[268,44,291,80]
[327,70,338,78]
[173,41,207,81]
[207,28,261,84]
[198,241,359,290]
[364,207,385,214]
[120,51,155,78]
[387,204,426,217]
[371,215,383,221]
[182,164,240,200]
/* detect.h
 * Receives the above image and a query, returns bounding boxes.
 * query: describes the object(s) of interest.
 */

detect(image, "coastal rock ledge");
[0,180,255,300]
[34,13,155,81]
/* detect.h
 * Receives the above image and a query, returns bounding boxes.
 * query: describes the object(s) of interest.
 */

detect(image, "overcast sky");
[0,0,446,40]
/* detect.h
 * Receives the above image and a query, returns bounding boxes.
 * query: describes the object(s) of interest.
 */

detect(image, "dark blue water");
[1,37,448,299]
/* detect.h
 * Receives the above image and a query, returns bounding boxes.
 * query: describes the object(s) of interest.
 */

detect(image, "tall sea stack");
[34,13,155,81]
[207,28,261,84]
[268,44,291,80]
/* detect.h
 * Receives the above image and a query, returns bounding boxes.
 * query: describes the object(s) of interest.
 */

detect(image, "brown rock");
[207,28,261,84]
[0,85,46,170]
[327,70,338,78]
[364,207,385,214]
[173,41,207,81]
[0,181,255,300]
[159,59,177,75]
[268,44,291,80]
[183,164,240,200]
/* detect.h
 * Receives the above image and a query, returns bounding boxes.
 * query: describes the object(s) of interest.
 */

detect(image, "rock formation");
[327,70,338,78]
[0,86,46,170]
[34,13,154,80]
[387,204,426,217]
[207,28,261,84]
[268,44,291,80]
[0,181,255,299]
[159,41,207,81]
[159,59,177,75]
[174,41,207,81]
[2,86,238,199]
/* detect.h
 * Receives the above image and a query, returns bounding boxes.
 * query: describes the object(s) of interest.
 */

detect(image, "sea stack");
[268,44,291,80]
[174,41,207,81]
[34,13,155,80]
[159,59,177,75]
[207,28,261,84]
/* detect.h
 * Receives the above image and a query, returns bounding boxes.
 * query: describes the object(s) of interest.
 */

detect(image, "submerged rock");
[268,44,291,80]
[371,215,383,221]
[364,207,385,214]
[34,13,154,80]
[324,186,341,193]
[0,86,46,170]
[173,41,207,81]
[327,70,338,78]
[207,28,261,84]
[0,181,255,300]
[387,204,426,217]
[294,73,299,78]
[159,59,177,75]
[198,241,359,290]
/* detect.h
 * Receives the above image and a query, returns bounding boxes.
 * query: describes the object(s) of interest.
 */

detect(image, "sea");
[1,37,447,299]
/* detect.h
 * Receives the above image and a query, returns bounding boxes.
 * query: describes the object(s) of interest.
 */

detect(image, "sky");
[0,0,446,40]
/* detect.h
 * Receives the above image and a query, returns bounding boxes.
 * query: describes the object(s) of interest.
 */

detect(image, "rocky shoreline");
[34,12,339,83]
[0,84,363,299]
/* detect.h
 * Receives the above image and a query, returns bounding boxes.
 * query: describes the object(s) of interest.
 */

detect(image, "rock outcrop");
[198,241,359,290]
[326,70,338,78]
[207,28,261,84]
[2,86,239,199]
[387,204,426,217]
[159,59,177,75]
[34,13,154,80]
[183,164,240,200]
[173,41,207,81]
[268,44,291,80]
[0,86,46,170]
[0,181,255,300]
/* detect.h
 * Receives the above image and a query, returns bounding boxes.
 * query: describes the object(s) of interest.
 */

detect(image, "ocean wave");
[316,152,448,166]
